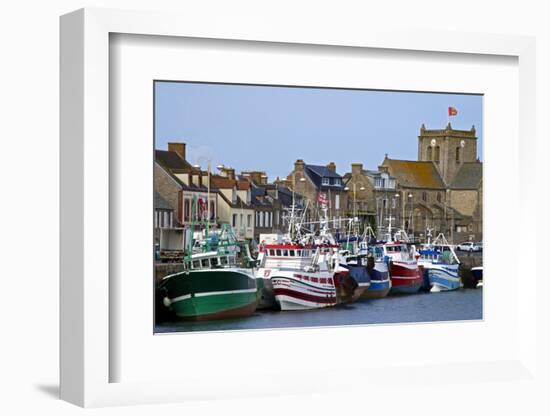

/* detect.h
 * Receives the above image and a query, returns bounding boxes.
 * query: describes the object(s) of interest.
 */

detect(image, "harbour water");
[155,287,482,333]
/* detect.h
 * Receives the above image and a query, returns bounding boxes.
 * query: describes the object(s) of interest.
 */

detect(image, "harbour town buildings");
[154,123,482,260]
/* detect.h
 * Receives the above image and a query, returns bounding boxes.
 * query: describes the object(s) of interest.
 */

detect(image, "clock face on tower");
[460,140,465,148]
[430,139,436,147]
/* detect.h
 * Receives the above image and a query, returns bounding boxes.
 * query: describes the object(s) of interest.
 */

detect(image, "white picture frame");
[60,8,539,408]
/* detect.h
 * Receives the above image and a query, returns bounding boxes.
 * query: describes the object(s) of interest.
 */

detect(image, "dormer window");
[322,178,329,185]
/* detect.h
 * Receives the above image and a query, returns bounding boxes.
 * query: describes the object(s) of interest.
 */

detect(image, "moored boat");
[418,232,461,292]
[362,246,391,299]
[471,266,483,288]
[158,225,259,321]
[383,241,423,294]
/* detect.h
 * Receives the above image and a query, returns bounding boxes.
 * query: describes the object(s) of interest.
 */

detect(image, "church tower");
[417,123,478,185]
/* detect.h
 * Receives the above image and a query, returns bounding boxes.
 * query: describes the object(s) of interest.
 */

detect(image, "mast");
[205,160,211,251]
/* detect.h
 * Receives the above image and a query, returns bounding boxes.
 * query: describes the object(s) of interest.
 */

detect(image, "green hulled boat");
[159,225,259,321]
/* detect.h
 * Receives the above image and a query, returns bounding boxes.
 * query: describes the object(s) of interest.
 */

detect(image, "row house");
[210,173,255,241]
[241,171,305,240]
[286,160,348,231]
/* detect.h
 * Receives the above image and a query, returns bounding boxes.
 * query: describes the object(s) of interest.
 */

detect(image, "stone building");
[209,173,255,241]
[342,163,375,225]
[240,171,305,240]
[287,160,348,231]
[379,123,483,243]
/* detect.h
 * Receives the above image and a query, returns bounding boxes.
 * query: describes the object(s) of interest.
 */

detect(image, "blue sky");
[155,82,483,180]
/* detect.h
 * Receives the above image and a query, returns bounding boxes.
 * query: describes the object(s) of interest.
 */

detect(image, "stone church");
[379,123,482,243]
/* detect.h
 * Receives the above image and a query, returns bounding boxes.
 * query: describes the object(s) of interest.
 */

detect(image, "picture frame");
[60,7,539,408]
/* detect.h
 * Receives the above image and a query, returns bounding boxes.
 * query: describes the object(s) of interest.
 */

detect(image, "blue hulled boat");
[417,233,461,292]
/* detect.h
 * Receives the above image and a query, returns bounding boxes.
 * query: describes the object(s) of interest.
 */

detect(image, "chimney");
[226,168,235,180]
[168,142,186,161]
[327,162,336,173]
[294,159,305,172]
[351,163,363,176]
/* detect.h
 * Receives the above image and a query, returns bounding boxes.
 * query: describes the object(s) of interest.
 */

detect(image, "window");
[264,211,269,227]
[201,259,209,268]
[276,249,282,256]
[211,257,219,267]
[289,250,295,257]
[320,278,327,284]
[322,178,329,185]
[232,214,237,227]
[422,192,427,202]
[192,260,200,269]
[259,211,264,227]
[255,211,259,227]
[427,146,433,160]
[270,212,273,228]
[335,194,340,210]
[275,211,279,226]
[247,214,252,228]
[456,147,460,163]
[220,257,228,265]
[184,199,190,222]
[240,214,243,228]
[437,193,442,203]
[210,200,215,220]
[434,146,441,162]
[283,250,288,256]
[311,277,319,283]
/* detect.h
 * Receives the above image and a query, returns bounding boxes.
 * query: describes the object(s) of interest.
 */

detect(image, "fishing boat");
[417,231,461,292]
[158,205,259,320]
[378,218,423,295]
[258,204,358,311]
[471,266,483,288]
[355,226,390,298]
[360,245,391,299]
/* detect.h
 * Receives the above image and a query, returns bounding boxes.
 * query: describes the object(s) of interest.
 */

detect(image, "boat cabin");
[189,252,237,270]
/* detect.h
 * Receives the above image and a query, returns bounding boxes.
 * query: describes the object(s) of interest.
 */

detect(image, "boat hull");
[426,264,461,292]
[255,268,276,309]
[361,265,391,299]
[389,262,423,294]
[338,265,369,302]
[160,268,258,320]
[271,271,337,311]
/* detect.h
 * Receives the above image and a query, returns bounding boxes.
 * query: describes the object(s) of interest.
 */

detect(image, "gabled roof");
[155,150,194,172]
[210,175,236,189]
[381,158,445,189]
[306,164,342,179]
[304,164,345,190]
[450,162,483,190]
[216,191,253,210]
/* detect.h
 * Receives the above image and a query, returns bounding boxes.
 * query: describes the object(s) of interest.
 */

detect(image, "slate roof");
[381,158,445,189]
[155,160,209,192]
[449,162,483,189]
[155,150,194,172]
[304,164,345,190]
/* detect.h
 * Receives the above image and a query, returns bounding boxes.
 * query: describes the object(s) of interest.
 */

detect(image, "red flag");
[448,106,458,116]
[317,192,328,206]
